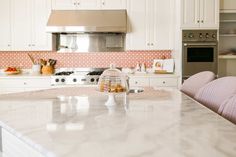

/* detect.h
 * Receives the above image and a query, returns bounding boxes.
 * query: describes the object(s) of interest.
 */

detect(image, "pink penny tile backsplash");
[0,50,171,68]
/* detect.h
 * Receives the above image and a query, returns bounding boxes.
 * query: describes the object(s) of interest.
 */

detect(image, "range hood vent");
[46,10,127,33]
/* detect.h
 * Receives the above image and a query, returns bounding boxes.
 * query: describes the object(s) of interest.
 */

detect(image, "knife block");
[41,65,54,75]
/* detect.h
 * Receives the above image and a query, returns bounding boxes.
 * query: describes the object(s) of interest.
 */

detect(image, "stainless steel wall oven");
[182,30,218,79]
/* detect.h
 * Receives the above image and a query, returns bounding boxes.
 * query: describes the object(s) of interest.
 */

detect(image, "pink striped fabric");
[180,71,215,98]
[218,95,236,124]
[194,77,236,112]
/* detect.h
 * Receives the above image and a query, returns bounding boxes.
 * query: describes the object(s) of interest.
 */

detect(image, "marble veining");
[0,87,235,157]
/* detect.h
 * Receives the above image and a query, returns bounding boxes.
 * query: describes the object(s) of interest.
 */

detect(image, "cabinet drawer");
[0,78,51,88]
[0,79,27,88]
[150,78,178,87]
[23,78,51,88]
[129,78,149,87]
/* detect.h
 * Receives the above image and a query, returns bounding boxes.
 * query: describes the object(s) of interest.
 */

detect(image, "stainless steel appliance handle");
[183,43,217,46]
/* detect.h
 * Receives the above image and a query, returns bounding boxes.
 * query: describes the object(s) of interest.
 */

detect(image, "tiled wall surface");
[0,50,171,68]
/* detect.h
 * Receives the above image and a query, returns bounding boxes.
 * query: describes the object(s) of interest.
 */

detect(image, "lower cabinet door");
[129,77,149,87]
[150,78,178,87]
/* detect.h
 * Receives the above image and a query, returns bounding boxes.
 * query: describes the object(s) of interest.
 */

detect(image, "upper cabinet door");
[200,0,219,28]
[77,0,100,9]
[0,0,11,51]
[126,0,149,50]
[11,0,31,51]
[52,0,77,10]
[31,0,52,51]
[101,0,126,9]
[181,0,200,28]
[153,0,174,50]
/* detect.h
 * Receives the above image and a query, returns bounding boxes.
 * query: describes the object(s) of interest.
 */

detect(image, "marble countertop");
[0,69,179,79]
[0,87,235,157]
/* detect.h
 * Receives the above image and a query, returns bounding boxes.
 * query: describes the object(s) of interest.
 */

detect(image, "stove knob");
[212,34,216,39]
[188,33,194,38]
[61,78,65,83]
[91,78,95,82]
[205,33,209,38]
[73,78,77,82]
[96,78,99,82]
[199,33,203,38]
[55,78,60,82]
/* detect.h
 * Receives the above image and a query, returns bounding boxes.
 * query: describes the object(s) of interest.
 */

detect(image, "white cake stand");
[104,92,127,107]
[105,93,117,106]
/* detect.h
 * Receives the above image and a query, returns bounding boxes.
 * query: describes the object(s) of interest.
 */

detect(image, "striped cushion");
[181,71,215,98]
[195,77,236,112]
[218,95,236,124]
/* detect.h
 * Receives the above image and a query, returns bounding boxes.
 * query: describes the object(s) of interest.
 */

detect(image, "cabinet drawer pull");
[162,81,166,84]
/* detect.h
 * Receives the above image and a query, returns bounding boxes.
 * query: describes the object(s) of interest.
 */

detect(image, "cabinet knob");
[135,81,138,84]
[163,81,166,84]
[147,43,150,46]
[28,44,31,47]
[32,44,35,46]
[197,20,200,23]
[201,20,204,23]
[151,43,154,46]
[74,2,76,5]
[77,2,80,5]
[102,2,105,5]
[24,82,27,85]
[7,44,10,47]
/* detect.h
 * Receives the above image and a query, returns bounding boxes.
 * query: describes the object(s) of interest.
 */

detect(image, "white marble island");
[0,87,235,157]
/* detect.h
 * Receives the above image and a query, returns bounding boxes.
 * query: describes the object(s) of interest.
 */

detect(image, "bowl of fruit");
[4,67,21,75]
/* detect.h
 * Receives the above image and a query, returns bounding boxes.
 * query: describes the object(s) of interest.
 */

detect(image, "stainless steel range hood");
[46,10,127,33]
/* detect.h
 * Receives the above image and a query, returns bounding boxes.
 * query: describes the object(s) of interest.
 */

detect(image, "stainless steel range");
[182,30,218,79]
[51,68,105,86]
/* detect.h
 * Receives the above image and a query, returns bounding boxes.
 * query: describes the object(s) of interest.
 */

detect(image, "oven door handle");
[183,43,217,46]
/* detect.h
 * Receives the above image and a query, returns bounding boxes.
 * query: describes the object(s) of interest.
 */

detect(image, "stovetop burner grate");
[55,71,74,76]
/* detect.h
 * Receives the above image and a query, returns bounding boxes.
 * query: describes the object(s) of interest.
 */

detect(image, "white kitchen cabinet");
[181,0,219,29]
[150,77,178,87]
[128,74,179,88]
[101,0,126,9]
[129,77,150,87]
[52,0,77,10]
[126,0,174,50]
[126,0,147,50]
[52,0,99,10]
[78,0,100,9]
[11,0,31,51]
[31,0,52,51]
[52,0,125,10]
[0,78,51,94]
[0,0,52,51]
[0,0,11,51]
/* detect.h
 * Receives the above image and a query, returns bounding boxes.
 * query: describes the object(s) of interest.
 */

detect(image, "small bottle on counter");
[141,63,146,72]
[135,63,141,72]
